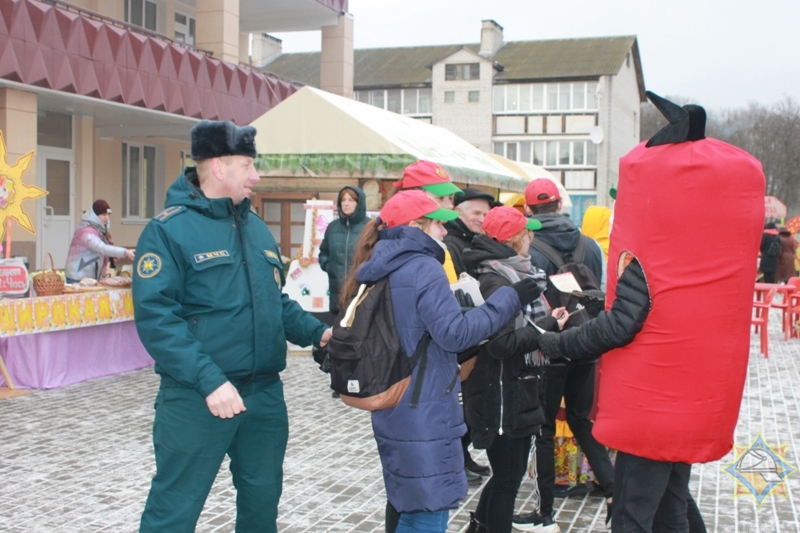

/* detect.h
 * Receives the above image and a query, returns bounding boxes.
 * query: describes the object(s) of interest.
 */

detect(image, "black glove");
[312,345,331,373]
[538,331,566,360]
[454,288,476,313]
[576,289,606,317]
[511,277,544,306]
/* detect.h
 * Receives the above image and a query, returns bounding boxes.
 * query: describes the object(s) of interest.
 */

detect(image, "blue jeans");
[396,510,449,533]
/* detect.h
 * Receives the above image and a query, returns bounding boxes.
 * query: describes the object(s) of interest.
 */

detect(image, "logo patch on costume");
[274,268,282,288]
[434,165,448,179]
[194,250,230,263]
[264,250,280,261]
[347,380,360,393]
[154,206,185,222]
[137,253,162,278]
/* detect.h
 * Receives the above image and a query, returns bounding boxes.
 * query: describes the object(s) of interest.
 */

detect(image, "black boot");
[465,512,487,533]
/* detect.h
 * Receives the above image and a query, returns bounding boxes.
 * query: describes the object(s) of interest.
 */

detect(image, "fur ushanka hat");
[190,120,257,161]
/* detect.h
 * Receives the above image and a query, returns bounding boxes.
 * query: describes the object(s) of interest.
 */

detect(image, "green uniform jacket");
[133,168,327,397]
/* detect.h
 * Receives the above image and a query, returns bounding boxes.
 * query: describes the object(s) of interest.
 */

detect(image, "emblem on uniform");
[274,268,281,288]
[265,250,280,261]
[137,253,162,278]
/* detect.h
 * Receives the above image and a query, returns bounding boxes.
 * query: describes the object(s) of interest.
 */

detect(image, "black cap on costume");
[190,120,257,160]
[645,91,706,148]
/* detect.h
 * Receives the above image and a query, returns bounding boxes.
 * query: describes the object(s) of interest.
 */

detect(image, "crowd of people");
[130,117,768,533]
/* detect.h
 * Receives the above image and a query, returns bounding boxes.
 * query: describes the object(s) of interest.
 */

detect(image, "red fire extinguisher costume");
[538,92,765,532]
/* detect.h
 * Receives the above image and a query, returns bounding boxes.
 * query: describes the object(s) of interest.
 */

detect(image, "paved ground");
[1,308,799,532]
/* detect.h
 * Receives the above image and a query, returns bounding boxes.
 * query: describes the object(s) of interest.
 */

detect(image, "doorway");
[36,148,75,269]
[254,193,313,260]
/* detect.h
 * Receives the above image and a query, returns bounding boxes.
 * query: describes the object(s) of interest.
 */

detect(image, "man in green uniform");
[134,120,332,533]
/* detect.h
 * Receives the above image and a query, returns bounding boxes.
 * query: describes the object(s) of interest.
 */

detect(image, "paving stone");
[0,309,799,532]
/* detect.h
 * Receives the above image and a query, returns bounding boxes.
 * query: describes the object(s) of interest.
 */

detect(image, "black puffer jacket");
[462,235,559,449]
[443,218,478,276]
[537,259,651,361]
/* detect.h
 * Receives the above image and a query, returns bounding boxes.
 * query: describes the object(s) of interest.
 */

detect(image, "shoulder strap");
[530,238,565,267]
[571,235,587,263]
[409,333,431,408]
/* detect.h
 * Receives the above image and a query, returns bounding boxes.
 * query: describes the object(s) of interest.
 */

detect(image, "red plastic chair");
[778,277,800,339]
[752,287,776,358]
[786,278,800,340]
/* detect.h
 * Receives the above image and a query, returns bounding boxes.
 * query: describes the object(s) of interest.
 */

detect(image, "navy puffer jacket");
[355,225,521,514]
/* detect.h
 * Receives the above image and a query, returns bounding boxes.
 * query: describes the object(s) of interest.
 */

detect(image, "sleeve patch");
[137,253,163,278]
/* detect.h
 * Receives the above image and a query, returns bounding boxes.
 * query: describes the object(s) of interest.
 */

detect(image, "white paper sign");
[549,272,582,293]
[450,273,485,305]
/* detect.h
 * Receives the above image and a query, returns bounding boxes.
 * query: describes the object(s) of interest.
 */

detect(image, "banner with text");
[0,289,134,337]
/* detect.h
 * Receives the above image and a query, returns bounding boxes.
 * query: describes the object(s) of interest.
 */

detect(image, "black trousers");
[613,452,691,533]
[474,434,532,533]
[535,362,614,515]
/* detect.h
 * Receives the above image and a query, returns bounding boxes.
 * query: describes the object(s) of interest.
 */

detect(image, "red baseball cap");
[393,160,463,196]
[524,178,561,206]
[482,206,542,242]
[379,190,460,228]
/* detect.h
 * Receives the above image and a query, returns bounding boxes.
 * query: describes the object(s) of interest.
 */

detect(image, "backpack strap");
[531,235,588,265]
[409,333,432,408]
[571,235,587,263]
[530,238,565,267]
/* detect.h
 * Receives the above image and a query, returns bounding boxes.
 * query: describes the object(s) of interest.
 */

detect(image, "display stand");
[0,289,153,393]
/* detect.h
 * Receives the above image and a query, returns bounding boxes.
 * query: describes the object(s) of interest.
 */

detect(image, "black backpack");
[327,277,431,411]
[530,235,601,328]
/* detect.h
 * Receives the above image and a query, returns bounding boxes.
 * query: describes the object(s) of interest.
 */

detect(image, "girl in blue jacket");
[340,190,544,533]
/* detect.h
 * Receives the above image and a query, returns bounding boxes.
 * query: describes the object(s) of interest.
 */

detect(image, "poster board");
[283,200,336,313]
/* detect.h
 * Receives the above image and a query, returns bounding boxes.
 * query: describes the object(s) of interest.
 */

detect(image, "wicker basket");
[32,253,64,296]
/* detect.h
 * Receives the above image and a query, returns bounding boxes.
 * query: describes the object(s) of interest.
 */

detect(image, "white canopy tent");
[488,154,572,214]
[249,86,530,192]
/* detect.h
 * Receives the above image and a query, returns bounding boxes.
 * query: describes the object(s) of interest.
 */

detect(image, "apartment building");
[264,20,645,223]
[0,0,352,268]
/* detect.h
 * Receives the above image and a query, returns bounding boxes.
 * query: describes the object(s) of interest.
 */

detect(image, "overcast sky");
[273,0,799,111]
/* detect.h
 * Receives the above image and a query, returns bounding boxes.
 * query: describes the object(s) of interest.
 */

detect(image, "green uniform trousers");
[140,378,288,533]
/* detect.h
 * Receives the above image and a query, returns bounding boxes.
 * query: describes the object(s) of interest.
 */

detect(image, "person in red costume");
[536,92,765,532]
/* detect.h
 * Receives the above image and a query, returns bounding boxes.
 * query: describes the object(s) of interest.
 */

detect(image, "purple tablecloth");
[0,321,153,389]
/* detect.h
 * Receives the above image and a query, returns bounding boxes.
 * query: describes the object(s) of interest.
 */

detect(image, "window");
[37,111,72,149]
[468,91,480,103]
[495,140,598,168]
[256,195,313,258]
[180,149,194,170]
[493,82,600,113]
[387,89,401,113]
[444,91,455,104]
[174,11,195,45]
[122,142,157,219]
[445,63,480,81]
[353,88,433,116]
[418,89,432,114]
[124,0,157,31]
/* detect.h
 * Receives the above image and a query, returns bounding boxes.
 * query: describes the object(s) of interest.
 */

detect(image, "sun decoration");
[0,131,47,240]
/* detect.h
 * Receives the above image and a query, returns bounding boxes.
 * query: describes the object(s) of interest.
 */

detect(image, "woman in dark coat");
[776,225,798,283]
[461,207,568,533]
[340,192,544,533]
[759,222,781,283]
[319,186,368,313]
